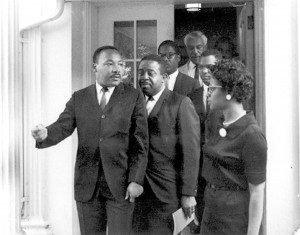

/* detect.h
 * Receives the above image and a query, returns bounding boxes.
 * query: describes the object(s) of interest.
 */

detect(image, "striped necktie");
[194,64,200,80]
[100,87,108,110]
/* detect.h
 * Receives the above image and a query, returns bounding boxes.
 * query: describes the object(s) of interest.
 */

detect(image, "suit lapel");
[173,73,183,92]
[87,84,102,115]
[102,83,125,113]
[148,88,170,118]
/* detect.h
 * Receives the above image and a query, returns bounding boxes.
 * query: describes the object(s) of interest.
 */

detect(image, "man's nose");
[202,68,209,73]
[139,72,149,80]
[112,64,121,72]
[192,47,199,54]
[162,56,169,62]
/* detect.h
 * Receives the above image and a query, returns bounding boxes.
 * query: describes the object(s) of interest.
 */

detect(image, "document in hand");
[172,208,195,235]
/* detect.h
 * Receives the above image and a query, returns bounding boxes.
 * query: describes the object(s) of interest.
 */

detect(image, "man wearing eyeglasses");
[199,49,223,112]
[188,49,223,234]
[158,40,206,127]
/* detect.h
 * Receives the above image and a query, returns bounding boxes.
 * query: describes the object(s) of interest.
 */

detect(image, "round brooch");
[219,128,227,137]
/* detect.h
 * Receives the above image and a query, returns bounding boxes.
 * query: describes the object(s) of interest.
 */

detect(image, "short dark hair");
[93,46,119,63]
[212,59,253,103]
[214,36,234,50]
[201,49,223,61]
[140,54,167,74]
[158,40,181,55]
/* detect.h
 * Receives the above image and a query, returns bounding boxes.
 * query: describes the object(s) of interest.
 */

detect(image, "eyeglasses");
[158,52,177,60]
[208,85,222,94]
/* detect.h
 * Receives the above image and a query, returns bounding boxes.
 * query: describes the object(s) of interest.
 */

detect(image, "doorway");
[174,1,256,112]
[174,2,265,235]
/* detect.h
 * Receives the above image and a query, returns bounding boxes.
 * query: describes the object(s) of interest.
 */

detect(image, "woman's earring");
[226,94,232,101]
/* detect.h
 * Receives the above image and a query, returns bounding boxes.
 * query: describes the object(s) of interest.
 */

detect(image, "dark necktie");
[194,64,200,80]
[146,96,154,115]
[100,87,108,110]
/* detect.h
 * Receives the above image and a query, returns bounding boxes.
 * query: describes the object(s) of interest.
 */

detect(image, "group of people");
[31,30,267,235]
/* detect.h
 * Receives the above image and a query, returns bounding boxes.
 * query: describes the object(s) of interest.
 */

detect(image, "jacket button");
[99,138,103,142]
[95,162,99,166]
[101,115,105,118]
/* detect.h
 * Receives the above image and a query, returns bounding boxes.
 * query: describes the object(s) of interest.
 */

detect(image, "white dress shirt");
[96,82,115,105]
[146,86,165,115]
[203,83,208,111]
[167,69,179,91]
[179,60,203,87]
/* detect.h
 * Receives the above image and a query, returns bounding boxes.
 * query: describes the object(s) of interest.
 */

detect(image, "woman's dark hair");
[212,59,253,103]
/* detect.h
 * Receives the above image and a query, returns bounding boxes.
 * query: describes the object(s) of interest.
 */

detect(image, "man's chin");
[109,80,121,87]
[190,57,200,64]
[202,80,210,86]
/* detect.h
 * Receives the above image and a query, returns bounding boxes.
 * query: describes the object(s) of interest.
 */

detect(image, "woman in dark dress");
[200,59,267,235]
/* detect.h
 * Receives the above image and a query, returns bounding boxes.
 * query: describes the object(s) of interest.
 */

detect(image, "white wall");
[40,3,73,234]
[265,0,300,234]
[98,2,174,47]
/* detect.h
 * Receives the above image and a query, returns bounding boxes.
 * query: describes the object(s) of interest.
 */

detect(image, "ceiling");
[69,0,250,7]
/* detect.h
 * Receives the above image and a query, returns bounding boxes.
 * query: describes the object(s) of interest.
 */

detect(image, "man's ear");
[162,73,169,80]
[92,63,97,72]
[176,54,181,63]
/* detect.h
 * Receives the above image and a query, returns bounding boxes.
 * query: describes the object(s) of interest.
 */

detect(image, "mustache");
[110,73,121,78]
[139,80,152,85]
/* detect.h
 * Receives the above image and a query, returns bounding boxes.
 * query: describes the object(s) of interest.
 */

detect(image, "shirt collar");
[217,111,258,138]
[147,86,165,101]
[187,60,197,70]
[96,82,115,94]
[169,69,179,80]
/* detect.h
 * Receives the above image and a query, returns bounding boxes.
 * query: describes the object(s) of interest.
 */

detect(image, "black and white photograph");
[1,0,299,234]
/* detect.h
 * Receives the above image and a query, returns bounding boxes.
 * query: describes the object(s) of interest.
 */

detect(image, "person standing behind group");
[179,31,208,87]
[199,49,223,113]
[214,36,238,59]
[31,46,149,235]
[136,54,200,235]
[158,40,206,125]
[187,48,223,234]
[201,59,267,235]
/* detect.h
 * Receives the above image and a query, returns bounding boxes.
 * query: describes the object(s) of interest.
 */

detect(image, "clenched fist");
[31,124,48,142]
[125,182,143,203]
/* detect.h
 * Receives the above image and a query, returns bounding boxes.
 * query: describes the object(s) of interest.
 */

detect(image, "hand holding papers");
[172,208,195,235]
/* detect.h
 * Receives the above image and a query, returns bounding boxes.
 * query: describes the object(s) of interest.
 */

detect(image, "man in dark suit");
[159,40,206,234]
[158,40,205,121]
[136,54,200,234]
[31,46,149,235]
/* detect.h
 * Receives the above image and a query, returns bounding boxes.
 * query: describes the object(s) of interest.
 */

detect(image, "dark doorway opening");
[175,6,237,66]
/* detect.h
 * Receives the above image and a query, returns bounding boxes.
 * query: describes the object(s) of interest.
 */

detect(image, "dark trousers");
[133,179,179,235]
[76,197,134,235]
[76,168,134,235]
[195,176,206,224]
[134,196,179,235]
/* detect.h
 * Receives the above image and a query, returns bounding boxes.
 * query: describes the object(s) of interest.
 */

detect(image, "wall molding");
[20,28,52,235]
[82,2,93,88]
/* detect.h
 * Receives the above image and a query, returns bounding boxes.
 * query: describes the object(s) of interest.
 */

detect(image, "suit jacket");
[37,83,149,202]
[179,61,194,80]
[173,71,200,96]
[173,72,206,124]
[146,88,200,204]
